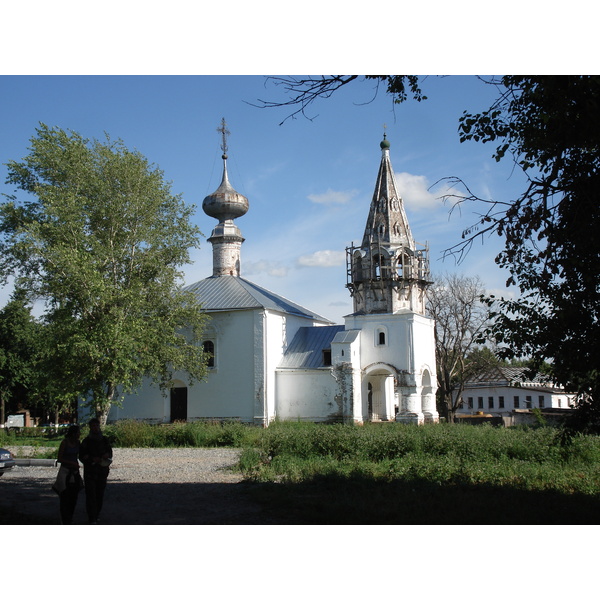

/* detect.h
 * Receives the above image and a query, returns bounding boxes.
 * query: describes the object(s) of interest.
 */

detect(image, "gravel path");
[1,447,280,525]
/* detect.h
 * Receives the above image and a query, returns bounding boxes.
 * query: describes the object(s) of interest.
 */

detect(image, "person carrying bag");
[53,425,83,524]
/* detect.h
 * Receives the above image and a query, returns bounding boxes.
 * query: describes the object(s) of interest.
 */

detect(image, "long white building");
[455,366,576,417]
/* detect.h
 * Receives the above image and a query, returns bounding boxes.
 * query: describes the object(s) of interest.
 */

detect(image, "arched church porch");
[362,364,397,422]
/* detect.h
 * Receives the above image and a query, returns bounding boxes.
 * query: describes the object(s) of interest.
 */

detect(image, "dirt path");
[1,447,283,525]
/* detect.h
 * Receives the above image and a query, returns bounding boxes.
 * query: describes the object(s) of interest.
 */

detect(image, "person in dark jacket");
[79,418,113,524]
[55,425,83,524]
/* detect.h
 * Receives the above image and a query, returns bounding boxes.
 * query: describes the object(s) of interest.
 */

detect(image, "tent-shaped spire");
[361,133,415,250]
[346,133,432,315]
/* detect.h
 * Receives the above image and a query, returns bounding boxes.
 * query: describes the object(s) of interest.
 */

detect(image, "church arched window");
[375,327,388,346]
[202,340,215,368]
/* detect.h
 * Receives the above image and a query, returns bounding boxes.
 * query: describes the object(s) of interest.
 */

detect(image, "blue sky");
[1,5,592,327]
[0,74,529,322]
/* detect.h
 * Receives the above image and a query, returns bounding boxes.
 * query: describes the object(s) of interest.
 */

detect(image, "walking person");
[54,425,83,524]
[79,418,113,524]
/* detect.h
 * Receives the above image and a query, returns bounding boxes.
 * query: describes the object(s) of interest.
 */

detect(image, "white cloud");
[296,250,346,268]
[395,172,452,211]
[307,188,358,205]
[244,260,289,277]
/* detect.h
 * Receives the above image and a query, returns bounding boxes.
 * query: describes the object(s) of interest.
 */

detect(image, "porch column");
[422,392,439,423]
[396,388,424,425]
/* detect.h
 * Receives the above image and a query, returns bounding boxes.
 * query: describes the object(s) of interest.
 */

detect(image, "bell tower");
[340,132,438,426]
[346,133,432,314]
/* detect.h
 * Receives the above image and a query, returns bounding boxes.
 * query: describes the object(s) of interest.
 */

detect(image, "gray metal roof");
[467,366,563,391]
[279,325,345,369]
[184,276,332,322]
[332,329,360,344]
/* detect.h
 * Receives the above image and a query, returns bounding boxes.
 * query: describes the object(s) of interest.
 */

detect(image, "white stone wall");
[112,309,260,423]
[111,306,337,425]
[343,311,438,423]
[275,369,342,422]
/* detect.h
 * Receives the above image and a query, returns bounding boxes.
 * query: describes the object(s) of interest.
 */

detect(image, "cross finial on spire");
[217,117,230,158]
[383,123,387,139]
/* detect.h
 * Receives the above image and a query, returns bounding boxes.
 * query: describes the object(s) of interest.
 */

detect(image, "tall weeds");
[239,422,600,495]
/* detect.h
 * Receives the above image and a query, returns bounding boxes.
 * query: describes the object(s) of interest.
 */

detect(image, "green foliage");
[0,289,43,413]
[101,419,262,448]
[1,124,209,421]
[457,76,600,424]
[238,422,600,499]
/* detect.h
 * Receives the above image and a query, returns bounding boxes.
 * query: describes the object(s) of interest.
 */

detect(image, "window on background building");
[323,349,332,366]
[539,395,545,408]
[478,397,484,409]
[202,340,215,368]
[468,397,473,409]
[499,396,505,408]
[488,397,494,409]
[514,396,520,409]
[525,395,532,409]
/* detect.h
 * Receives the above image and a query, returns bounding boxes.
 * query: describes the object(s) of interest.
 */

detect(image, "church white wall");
[112,309,261,423]
[262,311,323,424]
[275,369,341,422]
[108,381,167,423]
[110,307,334,425]
[343,311,438,423]
[344,312,436,379]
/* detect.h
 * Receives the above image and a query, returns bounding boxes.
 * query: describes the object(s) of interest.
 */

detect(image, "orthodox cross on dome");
[217,117,230,158]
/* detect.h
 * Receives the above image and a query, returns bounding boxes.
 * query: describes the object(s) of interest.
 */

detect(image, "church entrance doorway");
[364,368,395,421]
[170,387,188,422]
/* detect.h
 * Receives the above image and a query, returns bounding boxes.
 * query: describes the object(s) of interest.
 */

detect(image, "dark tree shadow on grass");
[2,475,598,525]
[244,475,600,525]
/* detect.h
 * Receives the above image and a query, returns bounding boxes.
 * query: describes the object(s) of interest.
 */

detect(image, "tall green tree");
[452,76,600,430]
[0,288,41,425]
[1,124,209,424]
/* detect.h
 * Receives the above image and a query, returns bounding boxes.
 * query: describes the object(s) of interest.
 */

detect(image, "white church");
[109,125,439,426]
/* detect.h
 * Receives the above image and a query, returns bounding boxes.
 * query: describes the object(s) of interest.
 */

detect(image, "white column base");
[395,411,425,425]
[423,411,440,424]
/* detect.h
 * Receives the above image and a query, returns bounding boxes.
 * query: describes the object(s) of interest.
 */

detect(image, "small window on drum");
[202,340,215,368]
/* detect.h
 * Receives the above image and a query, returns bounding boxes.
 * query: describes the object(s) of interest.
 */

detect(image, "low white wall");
[275,369,341,422]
